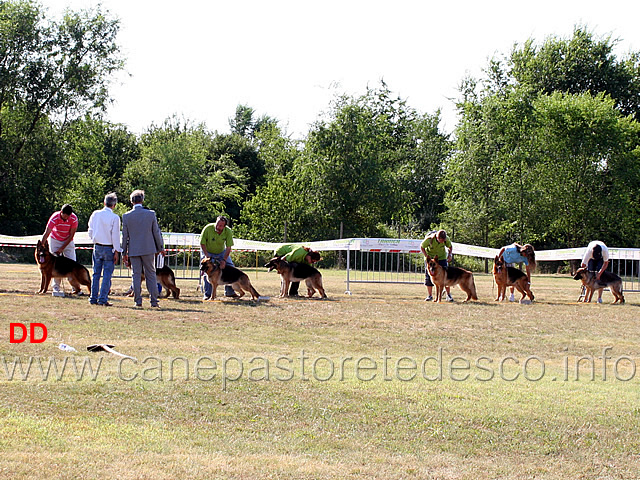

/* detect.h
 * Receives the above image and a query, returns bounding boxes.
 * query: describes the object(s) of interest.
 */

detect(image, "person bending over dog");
[200,216,237,299]
[41,204,78,297]
[421,230,454,302]
[274,244,321,296]
[497,243,536,302]
[580,240,609,304]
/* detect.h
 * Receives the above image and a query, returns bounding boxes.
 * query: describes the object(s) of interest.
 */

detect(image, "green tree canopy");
[120,117,246,233]
[0,0,123,234]
[510,27,640,119]
[446,28,640,249]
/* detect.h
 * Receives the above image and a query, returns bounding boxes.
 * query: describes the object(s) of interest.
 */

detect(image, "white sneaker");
[509,294,515,302]
[425,295,433,302]
[597,298,603,304]
[52,291,65,297]
[446,294,454,302]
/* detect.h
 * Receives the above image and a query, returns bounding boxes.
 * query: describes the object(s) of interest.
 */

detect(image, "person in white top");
[87,192,122,306]
[581,240,610,303]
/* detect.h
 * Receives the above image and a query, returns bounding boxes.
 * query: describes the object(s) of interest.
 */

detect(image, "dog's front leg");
[38,274,46,294]
[42,275,52,294]
[584,287,593,303]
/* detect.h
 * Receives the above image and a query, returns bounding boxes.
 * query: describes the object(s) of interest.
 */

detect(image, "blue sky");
[43,0,640,138]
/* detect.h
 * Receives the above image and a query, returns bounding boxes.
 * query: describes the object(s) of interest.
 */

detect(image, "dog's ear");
[433,255,438,261]
[494,255,499,262]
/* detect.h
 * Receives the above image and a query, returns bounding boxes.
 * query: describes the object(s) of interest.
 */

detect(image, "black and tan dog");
[137,266,181,299]
[573,267,625,304]
[200,258,260,301]
[425,255,477,302]
[493,255,534,302]
[264,257,327,299]
[35,239,91,295]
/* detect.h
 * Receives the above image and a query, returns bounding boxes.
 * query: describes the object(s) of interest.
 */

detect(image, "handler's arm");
[220,246,232,268]
[57,225,77,252]
[42,226,52,243]
[597,260,609,280]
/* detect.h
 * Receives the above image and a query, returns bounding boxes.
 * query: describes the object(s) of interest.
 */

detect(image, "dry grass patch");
[1,263,640,479]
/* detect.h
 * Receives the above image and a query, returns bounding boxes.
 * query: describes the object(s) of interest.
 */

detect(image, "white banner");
[2,233,640,261]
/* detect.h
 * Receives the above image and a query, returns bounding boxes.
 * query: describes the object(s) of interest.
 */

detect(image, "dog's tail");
[470,277,478,301]
[617,281,625,304]
[250,285,261,300]
[170,272,181,299]
[81,266,92,292]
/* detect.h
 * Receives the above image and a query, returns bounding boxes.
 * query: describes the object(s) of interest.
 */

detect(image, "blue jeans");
[588,258,604,272]
[90,245,115,305]
[202,252,235,297]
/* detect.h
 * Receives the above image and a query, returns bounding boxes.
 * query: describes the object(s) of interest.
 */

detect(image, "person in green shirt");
[274,244,321,296]
[420,229,454,302]
[200,216,236,298]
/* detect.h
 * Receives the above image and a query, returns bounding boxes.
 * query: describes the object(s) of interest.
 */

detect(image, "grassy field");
[1,263,640,479]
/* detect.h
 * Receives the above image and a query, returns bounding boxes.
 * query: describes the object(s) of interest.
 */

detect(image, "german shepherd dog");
[264,257,327,299]
[139,266,181,299]
[200,258,260,301]
[425,255,478,302]
[493,255,534,302]
[573,267,625,304]
[35,240,91,295]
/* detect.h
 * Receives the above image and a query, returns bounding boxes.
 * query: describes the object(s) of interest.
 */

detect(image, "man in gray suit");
[122,190,166,307]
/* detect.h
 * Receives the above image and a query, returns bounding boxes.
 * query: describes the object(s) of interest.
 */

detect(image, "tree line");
[2,1,640,253]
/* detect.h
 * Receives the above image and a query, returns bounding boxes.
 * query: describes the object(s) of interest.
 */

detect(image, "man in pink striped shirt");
[41,204,79,296]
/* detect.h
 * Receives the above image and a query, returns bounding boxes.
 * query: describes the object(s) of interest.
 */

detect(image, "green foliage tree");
[239,84,452,242]
[61,117,139,225]
[528,92,640,247]
[120,117,246,233]
[446,28,640,249]
[397,110,451,232]
[301,82,450,239]
[237,123,308,241]
[229,104,278,138]
[510,27,640,119]
[208,132,265,218]
[0,0,123,234]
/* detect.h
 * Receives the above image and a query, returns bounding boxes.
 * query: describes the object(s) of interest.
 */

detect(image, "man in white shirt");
[87,192,122,306]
